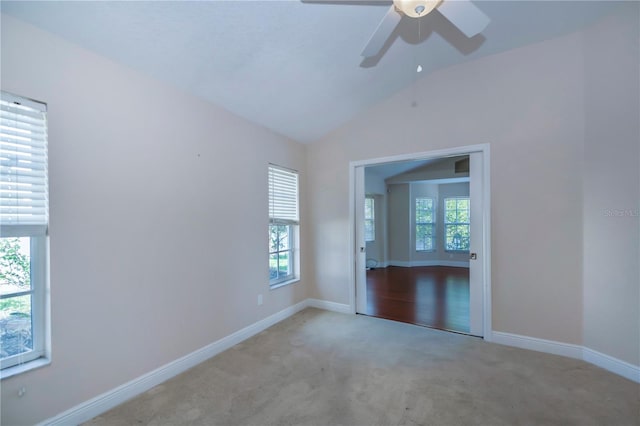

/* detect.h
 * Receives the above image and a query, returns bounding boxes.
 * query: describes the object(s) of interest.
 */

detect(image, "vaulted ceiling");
[1,1,617,143]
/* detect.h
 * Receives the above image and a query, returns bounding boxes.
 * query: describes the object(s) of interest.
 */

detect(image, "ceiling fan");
[307,0,490,58]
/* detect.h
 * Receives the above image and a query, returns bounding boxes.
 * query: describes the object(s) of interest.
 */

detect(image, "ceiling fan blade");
[437,0,490,38]
[361,5,402,57]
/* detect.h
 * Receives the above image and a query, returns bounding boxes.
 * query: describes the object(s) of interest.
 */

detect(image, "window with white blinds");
[268,165,299,225]
[0,92,48,233]
[268,164,299,287]
[0,91,49,373]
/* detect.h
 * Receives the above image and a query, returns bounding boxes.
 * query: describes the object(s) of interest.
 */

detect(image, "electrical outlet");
[258,294,263,306]
[18,386,26,397]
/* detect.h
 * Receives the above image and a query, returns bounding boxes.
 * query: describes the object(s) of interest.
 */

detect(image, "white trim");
[492,331,583,359]
[269,277,300,290]
[386,260,412,268]
[1,90,47,112]
[348,166,357,314]
[38,300,309,426]
[0,356,50,380]
[492,331,640,384]
[366,261,389,269]
[583,347,640,383]
[349,144,491,169]
[387,260,470,268]
[307,298,352,314]
[480,146,492,341]
[349,143,492,337]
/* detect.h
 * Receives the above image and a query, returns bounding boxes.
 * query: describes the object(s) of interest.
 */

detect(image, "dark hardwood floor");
[364,266,470,334]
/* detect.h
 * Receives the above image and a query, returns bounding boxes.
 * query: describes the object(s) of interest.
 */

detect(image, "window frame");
[0,235,47,370]
[444,197,470,252]
[364,196,375,242]
[415,197,435,252]
[269,224,295,286]
[0,92,50,376]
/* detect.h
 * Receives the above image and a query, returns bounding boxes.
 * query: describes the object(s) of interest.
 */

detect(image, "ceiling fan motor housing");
[393,0,443,18]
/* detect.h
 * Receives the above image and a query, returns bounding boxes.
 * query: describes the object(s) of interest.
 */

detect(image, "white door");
[355,166,367,314]
[469,152,484,337]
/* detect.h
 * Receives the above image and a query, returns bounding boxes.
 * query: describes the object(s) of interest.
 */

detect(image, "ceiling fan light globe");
[393,0,443,18]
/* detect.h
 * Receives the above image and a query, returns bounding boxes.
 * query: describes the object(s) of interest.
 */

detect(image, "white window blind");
[268,165,298,225]
[0,92,48,233]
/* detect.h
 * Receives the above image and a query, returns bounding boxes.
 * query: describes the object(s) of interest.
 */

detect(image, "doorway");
[350,145,491,338]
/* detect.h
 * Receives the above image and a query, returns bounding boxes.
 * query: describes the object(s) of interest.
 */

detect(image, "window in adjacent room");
[415,197,435,251]
[444,197,470,252]
[364,197,375,242]
[0,92,49,372]
[268,164,299,287]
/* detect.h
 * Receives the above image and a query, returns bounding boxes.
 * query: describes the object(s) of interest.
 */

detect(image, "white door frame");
[348,143,493,340]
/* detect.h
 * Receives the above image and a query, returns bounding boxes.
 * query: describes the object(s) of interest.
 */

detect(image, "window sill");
[270,278,300,290]
[1,356,50,380]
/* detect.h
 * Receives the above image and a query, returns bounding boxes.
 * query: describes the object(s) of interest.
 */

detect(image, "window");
[0,92,48,371]
[268,165,299,287]
[444,197,470,252]
[364,197,375,242]
[415,197,435,251]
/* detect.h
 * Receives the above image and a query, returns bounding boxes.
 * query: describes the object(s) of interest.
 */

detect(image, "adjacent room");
[0,1,638,425]
[363,156,473,334]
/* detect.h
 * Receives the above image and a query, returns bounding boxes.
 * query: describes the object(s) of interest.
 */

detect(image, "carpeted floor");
[85,308,639,426]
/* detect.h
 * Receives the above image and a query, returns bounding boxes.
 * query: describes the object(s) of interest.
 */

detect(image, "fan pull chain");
[417,16,422,73]
[411,15,423,108]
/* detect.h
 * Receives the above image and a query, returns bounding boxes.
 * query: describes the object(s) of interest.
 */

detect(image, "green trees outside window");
[444,198,470,251]
[416,198,435,251]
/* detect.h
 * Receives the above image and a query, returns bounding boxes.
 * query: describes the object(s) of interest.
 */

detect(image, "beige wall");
[387,184,411,263]
[1,15,309,425]
[308,26,587,344]
[582,4,640,366]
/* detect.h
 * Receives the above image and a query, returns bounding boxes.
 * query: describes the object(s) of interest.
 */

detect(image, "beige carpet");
[85,308,639,426]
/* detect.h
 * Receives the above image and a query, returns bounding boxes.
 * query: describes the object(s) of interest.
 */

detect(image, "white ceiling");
[1,1,617,143]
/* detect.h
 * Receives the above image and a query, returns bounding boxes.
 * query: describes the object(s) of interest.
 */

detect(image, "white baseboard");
[492,331,639,383]
[387,260,411,267]
[40,299,309,426]
[307,298,352,314]
[422,260,469,268]
[492,331,583,359]
[387,260,469,268]
[583,347,640,383]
